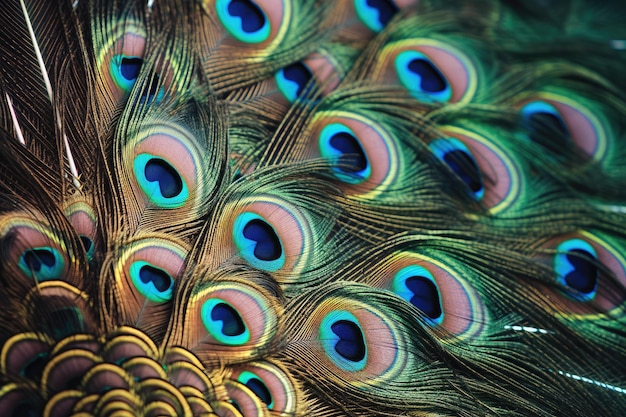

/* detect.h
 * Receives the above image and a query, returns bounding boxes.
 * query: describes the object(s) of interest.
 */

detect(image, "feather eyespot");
[319,123,371,184]
[129,261,175,303]
[223,379,266,417]
[233,212,284,271]
[518,94,608,160]
[110,55,143,93]
[229,362,297,413]
[127,125,205,211]
[19,247,65,281]
[554,239,599,302]
[216,0,286,45]
[238,371,273,407]
[190,282,279,354]
[20,351,49,379]
[320,311,367,371]
[131,55,179,106]
[431,127,521,212]
[392,266,443,324]
[0,215,70,282]
[539,232,626,315]
[275,52,343,102]
[275,62,312,102]
[354,0,399,32]
[202,299,250,346]
[138,76,164,105]
[313,112,399,196]
[0,386,42,417]
[115,237,187,310]
[21,282,93,340]
[430,137,484,200]
[1,333,52,379]
[97,23,146,102]
[275,52,344,102]
[377,39,476,103]
[380,252,487,338]
[64,201,97,261]
[78,236,95,262]
[302,295,407,383]
[396,50,451,102]
[134,154,189,208]
[521,100,569,142]
[228,197,311,274]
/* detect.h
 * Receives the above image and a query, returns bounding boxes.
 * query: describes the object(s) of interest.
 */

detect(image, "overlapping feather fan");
[0,0,625,416]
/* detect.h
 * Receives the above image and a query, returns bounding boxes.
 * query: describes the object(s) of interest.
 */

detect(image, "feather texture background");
[0,0,625,416]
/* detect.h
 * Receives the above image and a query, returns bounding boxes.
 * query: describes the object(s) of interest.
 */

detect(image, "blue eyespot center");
[408,59,446,93]
[330,132,368,174]
[144,158,183,199]
[521,101,570,144]
[216,0,271,43]
[110,55,143,91]
[23,248,55,271]
[331,319,366,362]
[275,62,313,103]
[120,57,142,81]
[320,311,367,371]
[201,299,251,345]
[443,150,482,194]
[530,112,568,137]
[233,212,286,271]
[393,265,444,325]
[555,239,599,302]
[238,371,275,409]
[564,249,598,294]
[46,307,85,339]
[212,302,246,336]
[79,236,95,260]
[129,261,174,302]
[246,377,272,407]
[319,123,372,184]
[395,51,452,102]
[139,264,172,293]
[354,0,399,32]
[243,219,282,261]
[405,276,443,320]
[134,153,189,208]
[229,0,265,33]
[139,73,164,104]
[430,138,484,199]
[18,247,65,280]
[79,236,93,253]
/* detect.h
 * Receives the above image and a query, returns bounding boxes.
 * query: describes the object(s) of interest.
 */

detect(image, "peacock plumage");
[1,0,626,415]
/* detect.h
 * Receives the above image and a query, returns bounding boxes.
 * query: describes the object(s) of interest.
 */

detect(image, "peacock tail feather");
[0,0,625,416]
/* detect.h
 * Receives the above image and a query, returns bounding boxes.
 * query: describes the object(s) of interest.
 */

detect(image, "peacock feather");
[1,0,626,416]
